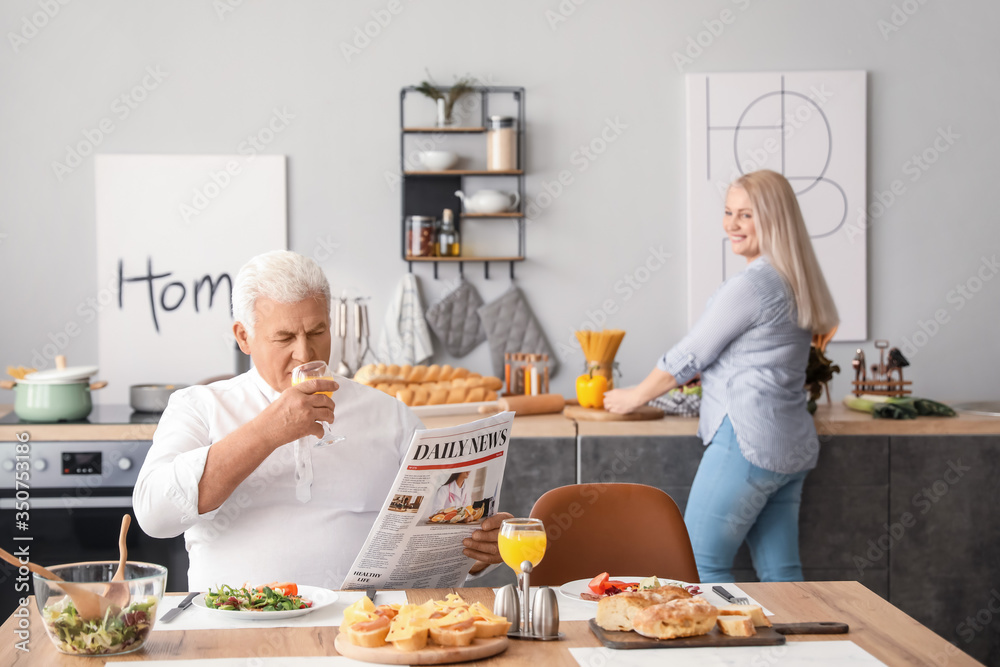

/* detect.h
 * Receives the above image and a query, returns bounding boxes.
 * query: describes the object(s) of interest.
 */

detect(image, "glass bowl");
[33,561,167,656]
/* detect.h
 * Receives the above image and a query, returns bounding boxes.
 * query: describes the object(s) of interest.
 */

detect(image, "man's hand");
[257,378,339,444]
[464,512,514,574]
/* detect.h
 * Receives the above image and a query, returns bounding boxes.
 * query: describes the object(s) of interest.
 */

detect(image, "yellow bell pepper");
[576,372,608,409]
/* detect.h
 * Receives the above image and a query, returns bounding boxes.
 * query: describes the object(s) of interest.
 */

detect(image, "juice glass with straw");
[498,518,546,634]
[291,361,345,446]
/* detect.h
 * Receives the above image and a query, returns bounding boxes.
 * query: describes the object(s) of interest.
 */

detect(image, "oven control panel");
[0,441,151,490]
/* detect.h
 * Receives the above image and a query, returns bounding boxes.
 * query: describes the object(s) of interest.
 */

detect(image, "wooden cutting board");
[563,404,664,421]
[334,633,507,664]
[588,619,848,649]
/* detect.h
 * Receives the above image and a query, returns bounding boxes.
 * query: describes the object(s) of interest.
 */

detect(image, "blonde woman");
[604,170,838,582]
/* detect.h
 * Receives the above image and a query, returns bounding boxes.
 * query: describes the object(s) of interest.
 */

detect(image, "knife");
[365,587,377,604]
[160,592,199,623]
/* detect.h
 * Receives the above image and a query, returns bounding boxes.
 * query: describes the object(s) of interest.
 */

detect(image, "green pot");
[13,381,94,422]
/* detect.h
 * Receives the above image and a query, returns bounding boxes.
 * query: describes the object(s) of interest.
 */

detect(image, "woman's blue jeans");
[683,416,809,582]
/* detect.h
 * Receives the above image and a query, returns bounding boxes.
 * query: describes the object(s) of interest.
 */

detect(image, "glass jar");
[406,215,437,257]
[487,115,517,171]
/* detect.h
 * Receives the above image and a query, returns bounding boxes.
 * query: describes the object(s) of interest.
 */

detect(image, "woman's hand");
[603,387,645,414]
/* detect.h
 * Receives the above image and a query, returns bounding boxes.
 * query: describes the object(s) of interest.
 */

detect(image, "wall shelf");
[402,126,486,133]
[400,86,526,280]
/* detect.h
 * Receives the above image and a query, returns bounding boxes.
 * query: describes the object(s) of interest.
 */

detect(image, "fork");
[712,585,750,605]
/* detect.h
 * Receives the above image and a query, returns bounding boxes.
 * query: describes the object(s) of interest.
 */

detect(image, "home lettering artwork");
[117,257,232,333]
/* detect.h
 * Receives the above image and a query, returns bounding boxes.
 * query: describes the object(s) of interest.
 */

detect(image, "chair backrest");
[527,483,699,586]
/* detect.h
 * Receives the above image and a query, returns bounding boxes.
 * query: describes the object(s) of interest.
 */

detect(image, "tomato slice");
[606,580,631,589]
[588,572,610,595]
[260,582,298,597]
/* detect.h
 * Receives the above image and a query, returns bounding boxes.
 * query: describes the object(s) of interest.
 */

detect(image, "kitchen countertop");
[1,401,998,441]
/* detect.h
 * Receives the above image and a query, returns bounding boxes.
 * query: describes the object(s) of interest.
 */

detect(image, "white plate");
[558,576,702,604]
[192,585,338,620]
[410,401,499,417]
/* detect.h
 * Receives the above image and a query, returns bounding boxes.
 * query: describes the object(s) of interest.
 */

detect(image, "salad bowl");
[34,561,166,656]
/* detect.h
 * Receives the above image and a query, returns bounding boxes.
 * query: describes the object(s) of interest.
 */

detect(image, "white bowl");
[420,151,459,171]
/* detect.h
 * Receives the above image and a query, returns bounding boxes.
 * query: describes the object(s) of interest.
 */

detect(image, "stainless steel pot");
[130,384,187,413]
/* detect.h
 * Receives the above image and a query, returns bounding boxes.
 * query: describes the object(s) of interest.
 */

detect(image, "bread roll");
[632,597,718,640]
[413,387,430,406]
[717,614,756,637]
[482,376,503,391]
[390,627,428,652]
[473,618,510,638]
[397,388,415,406]
[595,592,658,632]
[341,616,391,647]
[428,622,476,646]
[718,604,771,627]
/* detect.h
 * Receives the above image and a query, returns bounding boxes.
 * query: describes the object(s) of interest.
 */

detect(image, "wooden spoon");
[104,514,132,608]
[0,547,111,620]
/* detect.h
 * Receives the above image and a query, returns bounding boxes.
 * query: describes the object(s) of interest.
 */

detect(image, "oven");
[0,440,188,620]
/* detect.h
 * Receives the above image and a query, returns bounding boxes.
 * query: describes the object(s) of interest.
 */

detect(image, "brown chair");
[527,483,699,586]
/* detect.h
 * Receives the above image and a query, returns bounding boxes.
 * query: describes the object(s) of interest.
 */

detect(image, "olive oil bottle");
[437,208,461,257]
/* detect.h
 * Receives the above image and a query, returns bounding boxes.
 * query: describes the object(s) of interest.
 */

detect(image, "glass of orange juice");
[499,517,546,635]
[291,361,344,446]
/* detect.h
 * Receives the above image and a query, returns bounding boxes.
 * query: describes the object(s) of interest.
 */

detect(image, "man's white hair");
[232,250,331,338]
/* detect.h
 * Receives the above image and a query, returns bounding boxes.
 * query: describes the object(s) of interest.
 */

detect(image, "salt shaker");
[531,586,561,639]
[493,583,519,632]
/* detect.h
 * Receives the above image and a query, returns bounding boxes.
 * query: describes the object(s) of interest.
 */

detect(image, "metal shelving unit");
[399,86,526,279]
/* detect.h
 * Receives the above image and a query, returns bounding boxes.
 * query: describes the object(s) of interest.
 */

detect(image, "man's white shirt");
[132,368,423,591]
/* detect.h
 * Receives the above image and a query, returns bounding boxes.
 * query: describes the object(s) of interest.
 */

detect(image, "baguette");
[424,364,441,382]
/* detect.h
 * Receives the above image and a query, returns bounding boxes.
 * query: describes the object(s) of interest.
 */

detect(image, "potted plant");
[415,72,476,127]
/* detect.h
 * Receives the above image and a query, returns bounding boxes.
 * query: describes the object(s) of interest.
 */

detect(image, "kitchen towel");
[477,286,558,378]
[376,273,434,366]
[424,278,486,357]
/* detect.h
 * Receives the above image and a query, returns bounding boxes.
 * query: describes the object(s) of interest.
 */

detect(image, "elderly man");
[134,250,508,590]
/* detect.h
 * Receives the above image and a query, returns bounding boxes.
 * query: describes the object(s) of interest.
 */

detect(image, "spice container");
[406,215,437,257]
[487,115,517,171]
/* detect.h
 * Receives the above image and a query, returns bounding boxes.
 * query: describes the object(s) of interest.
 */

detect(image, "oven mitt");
[477,286,559,378]
[425,279,486,357]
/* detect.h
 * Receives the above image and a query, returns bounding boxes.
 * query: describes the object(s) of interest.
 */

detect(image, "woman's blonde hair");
[731,170,839,335]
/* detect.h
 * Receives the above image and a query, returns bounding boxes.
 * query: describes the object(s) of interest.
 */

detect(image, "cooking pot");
[1,359,106,422]
[130,384,187,413]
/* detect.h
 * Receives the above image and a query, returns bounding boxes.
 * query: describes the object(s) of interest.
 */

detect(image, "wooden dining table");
[0,581,982,666]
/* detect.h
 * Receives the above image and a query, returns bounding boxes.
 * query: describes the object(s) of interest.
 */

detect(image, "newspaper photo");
[341,411,515,590]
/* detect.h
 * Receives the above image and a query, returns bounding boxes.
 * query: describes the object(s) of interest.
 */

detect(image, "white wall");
[1,0,997,402]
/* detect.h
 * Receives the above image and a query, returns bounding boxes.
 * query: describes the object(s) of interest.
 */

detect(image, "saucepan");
[1,357,106,422]
[130,384,187,413]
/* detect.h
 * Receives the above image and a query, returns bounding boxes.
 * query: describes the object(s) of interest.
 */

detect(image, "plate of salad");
[559,574,701,603]
[194,582,337,620]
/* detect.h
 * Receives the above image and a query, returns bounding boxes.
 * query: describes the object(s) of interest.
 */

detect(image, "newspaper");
[341,411,515,590]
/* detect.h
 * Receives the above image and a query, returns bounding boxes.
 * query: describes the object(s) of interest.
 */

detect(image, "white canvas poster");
[686,71,867,340]
[95,154,287,404]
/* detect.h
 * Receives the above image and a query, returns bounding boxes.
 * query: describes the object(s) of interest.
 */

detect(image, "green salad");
[42,596,157,655]
[204,583,312,612]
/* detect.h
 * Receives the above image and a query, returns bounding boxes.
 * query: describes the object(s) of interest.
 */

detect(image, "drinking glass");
[291,361,345,446]
[499,517,546,633]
